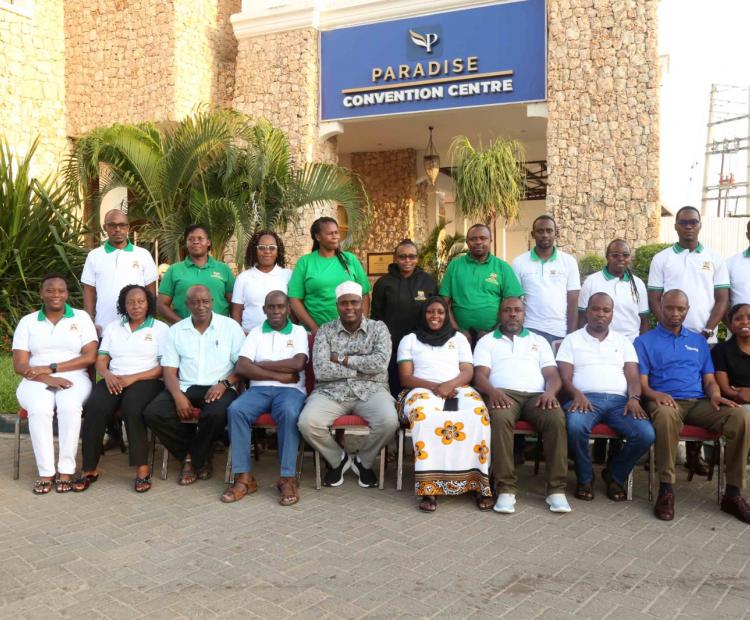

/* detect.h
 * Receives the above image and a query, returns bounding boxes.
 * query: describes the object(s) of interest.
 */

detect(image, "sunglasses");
[396,253,418,260]
[257,244,278,251]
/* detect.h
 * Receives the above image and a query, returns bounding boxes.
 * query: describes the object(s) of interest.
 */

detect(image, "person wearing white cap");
[298,281,399,488]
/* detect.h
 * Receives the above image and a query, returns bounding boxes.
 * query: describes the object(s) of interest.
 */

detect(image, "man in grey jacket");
[298,281,398,488]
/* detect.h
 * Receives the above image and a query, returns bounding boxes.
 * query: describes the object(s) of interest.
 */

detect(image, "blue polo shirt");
[634,324,714,399]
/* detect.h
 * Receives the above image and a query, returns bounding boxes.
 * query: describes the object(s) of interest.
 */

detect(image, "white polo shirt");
[473,328,556,393]
[161,313,245,392]
[12,305,98,380]
[727,249,750,307]
[231,265,292,332]
[555,327,638,396]
[81,241,158,329]
[647,243,729,334]
[578,268,649,342]
[397,332,473,384]
[512,247,580,338]
[238,320,309,393]
[98,316,169,376]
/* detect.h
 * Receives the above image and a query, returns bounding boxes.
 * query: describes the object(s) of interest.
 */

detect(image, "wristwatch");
[50,363,58,373]
[701,328,715,338]
[221,379,232,389]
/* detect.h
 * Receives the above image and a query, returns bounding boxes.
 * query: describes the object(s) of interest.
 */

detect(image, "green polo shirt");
[288,250,371,327]
[158,256,235,319]
[439,253,523,332]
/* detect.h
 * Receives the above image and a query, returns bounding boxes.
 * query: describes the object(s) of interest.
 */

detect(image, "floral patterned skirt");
[403,386,491,497]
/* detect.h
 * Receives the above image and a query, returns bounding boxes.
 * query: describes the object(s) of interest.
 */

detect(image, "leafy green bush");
[632,243,671,282]
[0,138,87,346]
[578,253,606,279]
[418,220,466,285]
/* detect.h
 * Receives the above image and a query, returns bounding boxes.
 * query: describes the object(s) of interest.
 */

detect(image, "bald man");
[82,209,157,335]
[144,285,245,485]
[635,289,750,523]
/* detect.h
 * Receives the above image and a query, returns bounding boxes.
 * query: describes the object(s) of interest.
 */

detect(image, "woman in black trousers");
[75,285,169,492]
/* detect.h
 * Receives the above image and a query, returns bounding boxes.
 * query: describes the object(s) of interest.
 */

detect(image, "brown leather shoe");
[277,477,299,506]
[654,491,675,521]
[720,495,750,524]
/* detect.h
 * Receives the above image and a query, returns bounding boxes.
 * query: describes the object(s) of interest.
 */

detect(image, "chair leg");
[396,429,404,491]
[626,469,633,501]
[13,415,21,480]
[533,435,541,476]
[379,445,386,490]
[706,441,716,482]
[160,444,169,480]
[295,437,305,483]
[648,445,655,502]
[718,439,725,505]
[148,431,156,473]
[224,451,232,484]
[314,450,321,490]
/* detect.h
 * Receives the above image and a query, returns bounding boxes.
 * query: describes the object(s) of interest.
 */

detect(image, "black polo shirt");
[712,337,750,387]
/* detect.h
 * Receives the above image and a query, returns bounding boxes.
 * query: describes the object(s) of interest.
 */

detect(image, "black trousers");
[81,379,164,470]
[142,385,236,469]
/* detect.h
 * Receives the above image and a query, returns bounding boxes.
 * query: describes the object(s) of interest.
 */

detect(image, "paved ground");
[2,434,750,620]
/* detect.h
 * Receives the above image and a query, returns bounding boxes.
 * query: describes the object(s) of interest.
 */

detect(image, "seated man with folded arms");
[635,289,750,522]
[144,285,245,485]
[557,292,655,503]
[472,296,571,514]
[221,291,309,506]
[298,281,399,488]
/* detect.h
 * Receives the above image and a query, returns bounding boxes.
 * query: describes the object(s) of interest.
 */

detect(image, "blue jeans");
[565,392,655,485]
[227,386,306,477]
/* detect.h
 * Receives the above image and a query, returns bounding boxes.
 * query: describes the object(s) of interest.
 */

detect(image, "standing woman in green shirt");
[157,224,235,324]
[288,217,371,336]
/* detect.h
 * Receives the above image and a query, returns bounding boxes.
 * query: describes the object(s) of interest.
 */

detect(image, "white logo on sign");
[409,29,439,54]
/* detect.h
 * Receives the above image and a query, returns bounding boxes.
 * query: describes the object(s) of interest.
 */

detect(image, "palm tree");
[418,219,466,284]
[449,135,526,254]
[65,110,371,262]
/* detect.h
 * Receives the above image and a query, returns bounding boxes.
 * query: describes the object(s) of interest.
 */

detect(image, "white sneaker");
[493,493,516,514]
[546,493,572,513]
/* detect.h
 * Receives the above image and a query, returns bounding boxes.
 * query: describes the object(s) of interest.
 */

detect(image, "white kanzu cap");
[335,281,363,299]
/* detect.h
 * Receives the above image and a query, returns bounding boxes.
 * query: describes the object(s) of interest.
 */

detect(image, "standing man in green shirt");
[157,224,235,324]
[439,224,524,344]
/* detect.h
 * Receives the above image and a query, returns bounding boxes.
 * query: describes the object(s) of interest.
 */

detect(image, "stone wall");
[232,27,339,262]
[546,0,660,255]
[0,0,68,177]
[65,0,240,136]
[350,149,418,266]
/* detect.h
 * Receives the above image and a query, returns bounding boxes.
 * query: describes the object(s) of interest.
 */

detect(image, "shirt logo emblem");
[530,344,539,352]
[700,261,713,272]
[286,339,294,348]
[132,260,140,270]
[447,340,456,349]
[415,290,427,301]
[485,272,498,285]
[211,271,223,280]
[69,323,79,332]
[685,345,699,352]
[144,333,153,342]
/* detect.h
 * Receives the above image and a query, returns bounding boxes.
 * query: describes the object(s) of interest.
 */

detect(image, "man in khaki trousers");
[473,297,570,514]
[635,289,750,523]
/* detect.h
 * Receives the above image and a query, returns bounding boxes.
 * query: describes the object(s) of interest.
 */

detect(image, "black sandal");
[574,482,594,501]
[134,474,152,493]
[72,473,99,493]
[602,468,627,502]
[33,479,53,495]
[476,494,495,511]
[55,478,73,493]
[419,496,437,512]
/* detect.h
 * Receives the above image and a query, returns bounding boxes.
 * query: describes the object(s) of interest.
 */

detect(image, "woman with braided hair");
[578,239,649,342]
[288,217,370,336]
[231,230,292,334]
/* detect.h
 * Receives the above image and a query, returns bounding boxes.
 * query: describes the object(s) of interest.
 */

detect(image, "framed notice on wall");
[367,252,392,276]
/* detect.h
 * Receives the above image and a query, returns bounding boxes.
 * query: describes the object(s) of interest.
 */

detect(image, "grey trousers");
[298,389,399,469]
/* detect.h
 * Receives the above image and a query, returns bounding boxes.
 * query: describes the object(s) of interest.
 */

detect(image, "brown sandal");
[602,468,627,502]
[574,482,594,501]
[419,496,437,512]
[221,475,257,503]
[277,477,299,506]
[196,463,213,481]
[476,493,495,511]
[178,462,197,486]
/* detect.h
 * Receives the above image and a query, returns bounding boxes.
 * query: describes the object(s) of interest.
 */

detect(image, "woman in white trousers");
[12,275,98,494]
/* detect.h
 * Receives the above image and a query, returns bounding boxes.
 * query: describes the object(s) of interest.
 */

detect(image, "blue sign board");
[320,0,547,121]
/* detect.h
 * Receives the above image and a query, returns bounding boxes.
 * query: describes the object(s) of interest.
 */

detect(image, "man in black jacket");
[371,239,437,395]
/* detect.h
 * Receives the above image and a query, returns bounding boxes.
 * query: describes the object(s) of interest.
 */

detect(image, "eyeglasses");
[677,219,700,227]
[257,244,278,251]
[104,222,129,230]
[396,253,418,260]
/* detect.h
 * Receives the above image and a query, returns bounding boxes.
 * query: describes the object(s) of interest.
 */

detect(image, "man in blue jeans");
[557,292,655,502]
[221,291,309,505]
